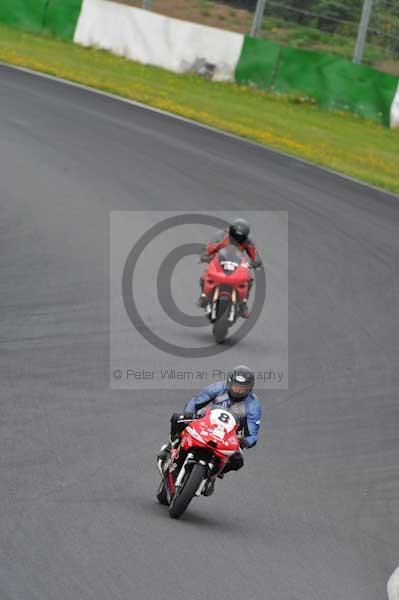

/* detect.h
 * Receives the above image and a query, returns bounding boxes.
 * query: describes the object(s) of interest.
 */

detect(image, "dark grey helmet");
[227,365,255,401]
[229,218,250,244]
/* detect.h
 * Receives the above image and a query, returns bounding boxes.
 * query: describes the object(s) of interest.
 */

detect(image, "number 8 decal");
[218,412,230,424]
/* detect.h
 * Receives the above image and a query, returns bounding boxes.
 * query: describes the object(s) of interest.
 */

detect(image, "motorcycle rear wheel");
[169,463,206,519]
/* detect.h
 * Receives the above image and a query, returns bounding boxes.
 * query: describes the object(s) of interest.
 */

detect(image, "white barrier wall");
[74,0,244,81]
[390,83,399,129]
[74,0,398,127]
[388,567,399,600]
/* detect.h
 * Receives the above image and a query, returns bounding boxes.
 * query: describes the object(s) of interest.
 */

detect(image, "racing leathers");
[205,230,260,265]
[198,230,263,317]
[170,381,262,474]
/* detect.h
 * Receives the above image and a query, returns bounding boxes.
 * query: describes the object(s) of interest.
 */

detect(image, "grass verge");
[0,23,398,195]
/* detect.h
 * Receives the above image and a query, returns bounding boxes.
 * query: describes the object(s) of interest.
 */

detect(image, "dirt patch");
[112,0,253,33]
[376,59,399,76]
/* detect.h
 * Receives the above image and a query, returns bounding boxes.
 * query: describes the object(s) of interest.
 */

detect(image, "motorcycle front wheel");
[212,297,231,344]
[169,463,206,519]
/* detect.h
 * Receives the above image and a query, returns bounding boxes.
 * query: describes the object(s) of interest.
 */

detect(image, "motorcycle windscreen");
[217,245,245,274]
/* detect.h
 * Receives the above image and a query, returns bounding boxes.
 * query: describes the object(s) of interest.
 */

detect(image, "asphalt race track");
[1,63,398,600]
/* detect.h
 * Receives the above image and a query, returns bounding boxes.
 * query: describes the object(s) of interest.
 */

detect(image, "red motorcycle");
[156,407,240,519]
[201,244,252,343]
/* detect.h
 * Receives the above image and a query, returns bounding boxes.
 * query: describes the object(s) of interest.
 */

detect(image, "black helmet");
[227,365,255,401]
[229,218,250,244]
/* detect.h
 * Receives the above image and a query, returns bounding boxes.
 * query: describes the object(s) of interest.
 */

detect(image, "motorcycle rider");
[157,365,262,494]
[198,218,263,319]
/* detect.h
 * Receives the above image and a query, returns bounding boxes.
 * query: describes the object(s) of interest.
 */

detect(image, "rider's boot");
[204,478,216,496]
[239,279,254,319]
[238,299,250,319]
[197,277,207,309]
[197,293,208,309]
[157,441,171,463]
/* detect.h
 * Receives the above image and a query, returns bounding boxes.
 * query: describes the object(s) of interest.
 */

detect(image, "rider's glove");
[239,438,250,449]
[251,257,263,269]
[200,254,212,263]
[170,412,194,426]
[183,411,196,420]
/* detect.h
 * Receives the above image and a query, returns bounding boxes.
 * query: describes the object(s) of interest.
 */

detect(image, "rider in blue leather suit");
[158,365,262,475]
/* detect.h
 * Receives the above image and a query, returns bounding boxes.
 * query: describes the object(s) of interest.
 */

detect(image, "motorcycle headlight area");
[221,260,239,272]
